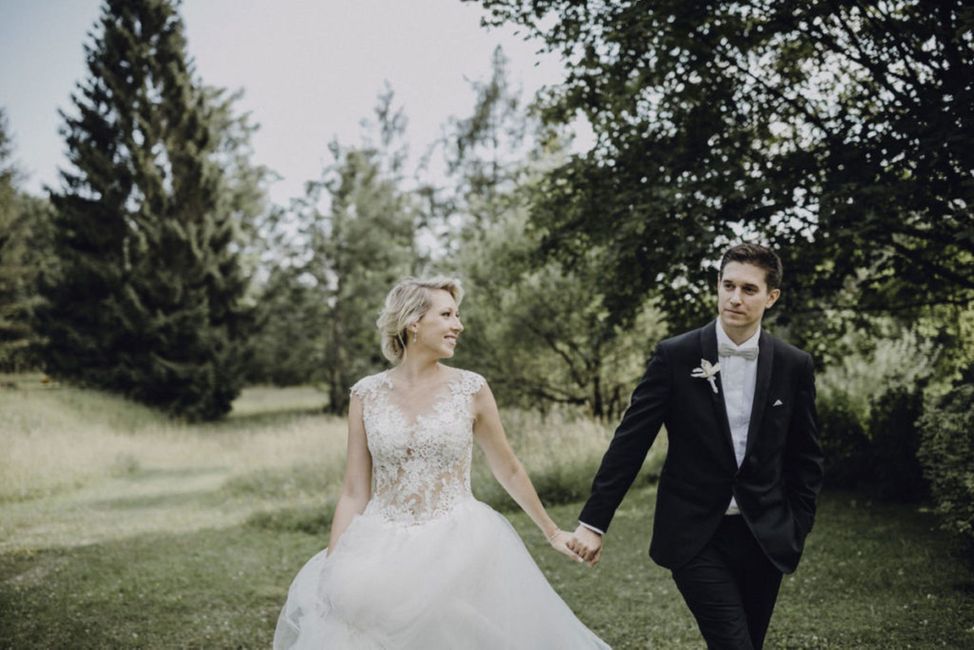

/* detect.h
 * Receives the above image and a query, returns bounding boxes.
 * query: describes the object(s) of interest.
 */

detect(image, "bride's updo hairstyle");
[377,276,464,363]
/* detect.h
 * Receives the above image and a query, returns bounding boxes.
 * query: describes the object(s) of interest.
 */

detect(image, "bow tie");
[718,343,758,360]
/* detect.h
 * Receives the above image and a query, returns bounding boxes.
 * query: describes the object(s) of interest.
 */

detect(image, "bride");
[274,277,609,649]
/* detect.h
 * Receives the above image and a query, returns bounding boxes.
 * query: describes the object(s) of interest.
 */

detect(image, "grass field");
[1,377,972,648]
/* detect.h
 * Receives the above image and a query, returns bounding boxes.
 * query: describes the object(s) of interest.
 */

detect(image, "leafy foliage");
[457,207,666,419]
[816,323,940,420]
[244,267,324,387]
[432,51,666,419]
[815,323,936,500]
[917,376,974,545]
[471,0,974,336]
[816,391,871,491]
[300,144,417,414]
[441,47,532,234]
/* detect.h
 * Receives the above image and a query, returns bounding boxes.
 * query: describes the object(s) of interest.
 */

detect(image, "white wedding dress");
[274,368,610,649]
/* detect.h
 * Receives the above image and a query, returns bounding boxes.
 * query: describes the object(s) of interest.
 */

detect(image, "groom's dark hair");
[719,243,783,291]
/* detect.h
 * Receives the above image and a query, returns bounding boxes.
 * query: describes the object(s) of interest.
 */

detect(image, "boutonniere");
[691,359,720,394]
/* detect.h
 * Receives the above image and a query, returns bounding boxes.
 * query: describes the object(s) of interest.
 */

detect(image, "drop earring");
[412,331,417,344]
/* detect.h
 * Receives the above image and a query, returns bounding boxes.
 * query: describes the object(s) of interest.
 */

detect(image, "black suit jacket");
[579,320,824,574]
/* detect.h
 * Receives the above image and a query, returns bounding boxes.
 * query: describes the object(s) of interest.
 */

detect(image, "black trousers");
[671,515,783,650]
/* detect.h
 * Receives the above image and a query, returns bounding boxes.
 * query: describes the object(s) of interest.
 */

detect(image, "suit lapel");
[699,322,737,467]
[744,330,775,459]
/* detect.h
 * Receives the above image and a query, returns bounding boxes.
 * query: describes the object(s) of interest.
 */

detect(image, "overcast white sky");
[0,0,575,205]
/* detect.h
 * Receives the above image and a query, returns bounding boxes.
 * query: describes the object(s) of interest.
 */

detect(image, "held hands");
[546,529,585,562]
[567,525,603,567]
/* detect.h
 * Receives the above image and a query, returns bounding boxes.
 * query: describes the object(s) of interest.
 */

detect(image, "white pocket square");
[773,399,784,407]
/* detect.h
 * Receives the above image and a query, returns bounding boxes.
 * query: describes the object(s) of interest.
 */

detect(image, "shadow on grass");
[90,466,337,515]
[87,488,228,512]
[124,467,224,480]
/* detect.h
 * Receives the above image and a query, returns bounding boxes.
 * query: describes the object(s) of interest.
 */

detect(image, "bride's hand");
[547,529,584,562]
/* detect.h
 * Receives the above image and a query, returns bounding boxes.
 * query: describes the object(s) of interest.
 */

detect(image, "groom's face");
[717,261,781,335]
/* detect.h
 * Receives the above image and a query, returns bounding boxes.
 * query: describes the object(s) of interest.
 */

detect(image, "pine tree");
[0,109,43,372]
[39,0,250,419]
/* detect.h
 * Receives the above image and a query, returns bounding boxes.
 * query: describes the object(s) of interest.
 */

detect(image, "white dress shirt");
[715,318,760,514]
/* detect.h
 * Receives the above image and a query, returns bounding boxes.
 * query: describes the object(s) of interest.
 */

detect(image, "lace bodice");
[350,368,486,525]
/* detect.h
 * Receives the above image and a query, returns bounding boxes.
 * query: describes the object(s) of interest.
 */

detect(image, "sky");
[0,0,576,205]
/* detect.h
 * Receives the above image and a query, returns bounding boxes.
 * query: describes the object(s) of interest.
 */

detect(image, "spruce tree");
[0,109,43,372]
[40,0,250,419]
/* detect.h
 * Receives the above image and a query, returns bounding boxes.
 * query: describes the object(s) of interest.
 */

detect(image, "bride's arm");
[472,383,579,560]
[327,395,372,552]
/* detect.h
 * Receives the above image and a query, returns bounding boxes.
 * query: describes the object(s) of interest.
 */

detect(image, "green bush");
[819,386,927,501]
[817,392,871,490]
[917,379,974,546]
[814,323,939,501]
[866,387,927,502]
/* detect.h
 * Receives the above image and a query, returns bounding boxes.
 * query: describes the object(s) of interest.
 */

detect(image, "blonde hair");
[377,276,464,363]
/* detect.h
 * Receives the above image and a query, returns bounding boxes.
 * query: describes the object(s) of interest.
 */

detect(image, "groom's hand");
[568,525,603,567]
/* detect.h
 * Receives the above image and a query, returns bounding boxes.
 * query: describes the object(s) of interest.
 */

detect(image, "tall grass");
[0,378,345,502]
[474,407,666,511]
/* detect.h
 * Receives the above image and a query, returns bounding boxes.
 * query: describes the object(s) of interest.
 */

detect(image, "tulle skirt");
[274,498,610,649]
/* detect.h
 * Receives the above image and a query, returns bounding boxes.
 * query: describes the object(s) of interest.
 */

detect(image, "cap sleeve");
[349,372,388,402]
[455,370,486,396]
[349,377,367,401]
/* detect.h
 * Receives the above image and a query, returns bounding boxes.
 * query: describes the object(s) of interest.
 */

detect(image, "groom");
[569,243,824,649]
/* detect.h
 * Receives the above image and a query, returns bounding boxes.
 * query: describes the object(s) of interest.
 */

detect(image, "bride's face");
[412,289,463,359]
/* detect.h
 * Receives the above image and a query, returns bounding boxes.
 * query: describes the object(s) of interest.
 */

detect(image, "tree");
[249,91,418,412]
[444,47,532,232]
[39,0,252,419]
[472,0,974,340]
[243,263,323,387]
[433,53,664,419]
[203,87,279,384]
[204,87,279,278]
[456,205,666,419]
[0,110,51,372]
[303,147,417,413]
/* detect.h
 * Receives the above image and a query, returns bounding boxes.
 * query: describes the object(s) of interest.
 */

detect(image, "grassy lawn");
[528,491,974,649]
[2,487,972,649]
[1,380,972,648]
